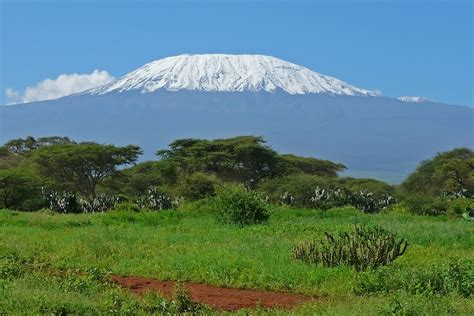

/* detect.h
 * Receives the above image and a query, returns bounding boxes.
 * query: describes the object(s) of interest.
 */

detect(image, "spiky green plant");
[292,225,409,271]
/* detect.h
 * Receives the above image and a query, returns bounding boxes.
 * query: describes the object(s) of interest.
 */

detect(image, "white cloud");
[5,70,115,104]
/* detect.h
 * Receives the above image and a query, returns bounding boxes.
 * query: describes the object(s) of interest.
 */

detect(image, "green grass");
[1,206,473,314]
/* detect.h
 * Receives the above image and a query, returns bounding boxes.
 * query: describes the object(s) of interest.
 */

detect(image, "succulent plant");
[292,225,409,271]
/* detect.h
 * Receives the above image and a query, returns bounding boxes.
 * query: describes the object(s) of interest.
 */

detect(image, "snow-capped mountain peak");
[85,54,379,96]
[398,96,432,103]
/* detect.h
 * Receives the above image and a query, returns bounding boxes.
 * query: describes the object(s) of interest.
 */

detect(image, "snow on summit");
[86,54,379,96]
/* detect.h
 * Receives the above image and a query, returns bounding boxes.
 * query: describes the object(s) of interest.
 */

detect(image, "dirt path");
[111,275,314,311]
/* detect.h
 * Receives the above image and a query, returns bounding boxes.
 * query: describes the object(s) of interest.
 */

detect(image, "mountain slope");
[84,54,378,96]
[1,55,472,183]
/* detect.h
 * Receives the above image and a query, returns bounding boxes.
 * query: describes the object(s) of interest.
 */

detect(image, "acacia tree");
[156,136,346,187]
[401,148,474,197]
[3,136,74,155]
[157,136,279,186]
[33,142,142,198]
[277,154,346,178]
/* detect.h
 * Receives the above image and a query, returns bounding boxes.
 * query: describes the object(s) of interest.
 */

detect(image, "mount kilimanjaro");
[1,54,472,183]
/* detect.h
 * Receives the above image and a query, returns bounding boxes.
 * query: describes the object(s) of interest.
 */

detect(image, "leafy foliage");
[259,173,335,205]
[157,136,279,186]
[156,136,346,187]
[292,225,409,271]
[402,194,449,216]
[398,148,474,216]
[401,148,474,198]
[105,160,179,197]
[277,154,346,177]
[211,185,271,226]
[2,136,74,156]
[258,174,395,212]
[177,172,220,201]
[0,169,44,210]
[33,142,142,198]
[447,198,474,216]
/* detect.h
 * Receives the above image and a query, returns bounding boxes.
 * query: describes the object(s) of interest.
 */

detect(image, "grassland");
[1,206,473,315]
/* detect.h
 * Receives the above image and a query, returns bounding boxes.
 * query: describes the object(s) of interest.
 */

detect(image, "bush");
[307,187,396,213]
[0,169,44,211]
[177,172,219,201]
[211,185,270,226]
[355,259,473,298]
[257,174,395,212]
[308,187,350,210]
[292,225,409,271]
[336,177,395,197]
[447,198,474,217]
[257,174,334,207]
[402,194,449,216]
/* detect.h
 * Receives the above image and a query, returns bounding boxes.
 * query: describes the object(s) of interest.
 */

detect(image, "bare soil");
[111,275,314,311]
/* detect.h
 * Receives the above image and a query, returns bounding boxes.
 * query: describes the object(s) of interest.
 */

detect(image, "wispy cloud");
[5,70,114,104]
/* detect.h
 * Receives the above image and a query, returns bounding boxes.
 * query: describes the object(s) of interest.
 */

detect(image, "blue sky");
[1,0,472,106]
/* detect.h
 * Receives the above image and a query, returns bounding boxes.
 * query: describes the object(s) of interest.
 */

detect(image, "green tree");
[177,172,220,200]
[401,148,474,197]
[103,160,179,196]
[0,169,44,210]
[157,136,279,186]
[33,142,142,198]
[336,177,394,197]
[3,136,74,156]
[277,154,346,177]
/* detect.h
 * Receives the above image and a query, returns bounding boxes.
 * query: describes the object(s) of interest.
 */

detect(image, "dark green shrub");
[258,174,395,212]
[400,148,474,198]
[177,172,219,201]
[0,169,44,211]
[336,177,395,197]
[355,259,473,298]
[211,185,270,226]
[257,174,334,207]
[308,187,396,213]
[292,225,409,271]
[402,194,449,216]
[308,187,350,210]
[447,198,474,217]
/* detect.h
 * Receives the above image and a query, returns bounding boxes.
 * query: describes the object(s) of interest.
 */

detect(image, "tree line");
[0,135,472,216]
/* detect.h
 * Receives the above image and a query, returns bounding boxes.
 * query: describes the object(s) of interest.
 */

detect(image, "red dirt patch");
[110,275,314,311]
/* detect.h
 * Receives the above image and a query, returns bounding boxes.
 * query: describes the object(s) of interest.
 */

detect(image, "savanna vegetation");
[0,135,473,314]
